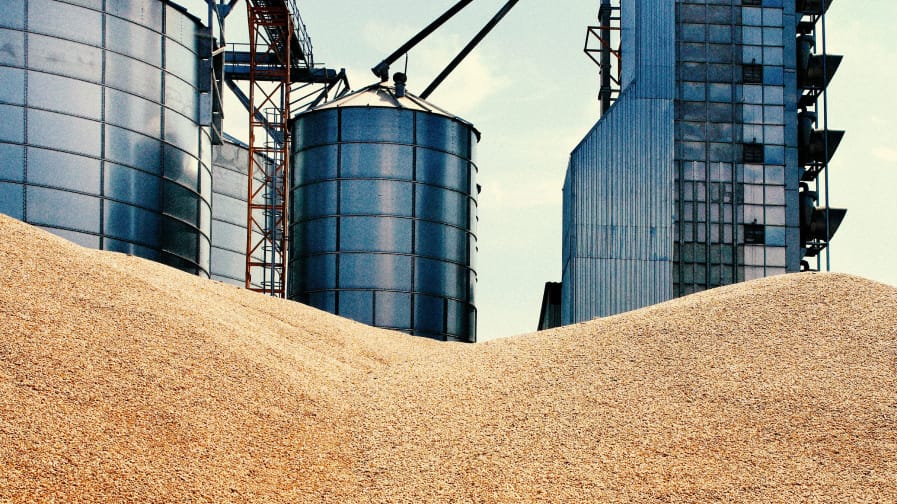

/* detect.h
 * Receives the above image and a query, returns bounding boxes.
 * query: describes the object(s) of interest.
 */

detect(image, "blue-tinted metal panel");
[0,1,24,30]
[28,33,101,83]
[104,238,160,261]
[0,67,25,105]
[27,147,101,195]
[165,39,198,86]
[341,143,413,180]
[105,89,162,139]
[0,29,25,66]
[339,290,374,325]
[163,145,201,191]
[340,216,412,254]
[26,186,101,233]
[165,74,198,119]
[292,110,337,148]
[0,105,24,143]
[339,253,412,291]
[28,71,102,120]
[562,0,676,324]
[108,1,162,32]
[294,145,337,183]
[294,217,338,255]
[162,180,200,224]
[106,15,162,67]
[0,144,24,181]
[104,162,161,210]
[104,201,161,245]
[416,114,470,157]
[340,179,412,217]
[415,184,468,228]
[0,182,24,219]
[294,181,338,219]
[416,148,468,192]
[562,90,676,322]
[415,221,467,263]
[27,109,101,157]
[292,254,338,292]
[106,51,161,100]
[414,294,444,335]
[341,107,413,144]
[39,226,99,249]
[374,291,411,329]
[28,0,101,46]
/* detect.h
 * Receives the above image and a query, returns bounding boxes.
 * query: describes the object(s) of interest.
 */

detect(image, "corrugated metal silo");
[288,83,479,342]
[0,0,212,276]
[210,135,268,286]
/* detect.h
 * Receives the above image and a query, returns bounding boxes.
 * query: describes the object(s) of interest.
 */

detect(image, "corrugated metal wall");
[561,0,676,324]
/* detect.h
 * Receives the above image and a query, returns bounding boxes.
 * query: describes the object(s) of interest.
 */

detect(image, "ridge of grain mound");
[1,213,895,503]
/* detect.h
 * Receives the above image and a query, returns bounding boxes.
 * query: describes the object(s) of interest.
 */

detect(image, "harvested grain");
[0,213,895,502]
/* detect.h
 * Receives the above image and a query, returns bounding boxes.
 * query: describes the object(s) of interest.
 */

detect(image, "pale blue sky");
[187,0,896,341]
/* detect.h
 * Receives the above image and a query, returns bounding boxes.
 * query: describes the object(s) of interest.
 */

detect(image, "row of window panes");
[744,244,787,265]
[740,104,785,124]
[745,266,787,281]
[678,125,786,148]
[681,161,736,182]
[676,243,738,263]
[744,204,786,225]
[676,266,737,286]
[678,214,788,242]
[679,182,736,202]
[679,44,784,66]
[676,241,787,265]
[678,223,736,244]
[678,141,786,163]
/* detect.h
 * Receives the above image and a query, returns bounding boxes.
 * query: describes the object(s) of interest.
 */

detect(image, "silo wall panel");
[289,105,478,342]
[562,85,675,325]
[0,0,212,276]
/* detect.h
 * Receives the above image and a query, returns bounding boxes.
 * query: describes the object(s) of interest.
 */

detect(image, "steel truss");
[245,1,293,296]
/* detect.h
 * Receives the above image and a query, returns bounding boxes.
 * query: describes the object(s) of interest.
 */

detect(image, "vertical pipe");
[820,1,831,271]
[599,0,612,115]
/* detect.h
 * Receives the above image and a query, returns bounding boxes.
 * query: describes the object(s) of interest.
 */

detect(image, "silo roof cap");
[311,83,480,138]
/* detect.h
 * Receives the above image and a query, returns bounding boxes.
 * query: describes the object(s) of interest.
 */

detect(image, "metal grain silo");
[0,0,212,276]
[288,83,479,342]
[210,135,269,286]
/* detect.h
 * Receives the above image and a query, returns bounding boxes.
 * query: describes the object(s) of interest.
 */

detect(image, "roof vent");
[393,72,408,98]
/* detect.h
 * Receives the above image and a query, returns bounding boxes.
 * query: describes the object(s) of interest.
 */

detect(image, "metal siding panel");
[561,1,676,324]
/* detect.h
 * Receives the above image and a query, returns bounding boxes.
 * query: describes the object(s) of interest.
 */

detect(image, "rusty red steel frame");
[245,1,292,296]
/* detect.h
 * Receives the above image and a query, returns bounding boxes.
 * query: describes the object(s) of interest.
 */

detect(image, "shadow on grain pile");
[0,214,895,502]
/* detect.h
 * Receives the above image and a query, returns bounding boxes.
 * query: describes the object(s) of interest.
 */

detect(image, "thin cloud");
[872,147,897,163]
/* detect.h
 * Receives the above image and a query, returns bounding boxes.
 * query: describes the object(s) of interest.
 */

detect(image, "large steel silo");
[288,83,479,342]
[0,0,212,276]
[210,135,270,286]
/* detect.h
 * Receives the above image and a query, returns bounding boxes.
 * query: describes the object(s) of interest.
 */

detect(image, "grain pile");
[0,214,895,502]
